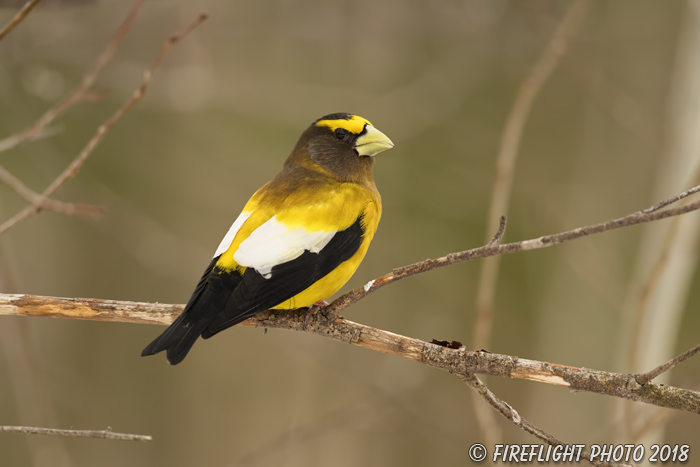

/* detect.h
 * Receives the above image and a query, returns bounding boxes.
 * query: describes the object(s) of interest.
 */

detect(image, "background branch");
[0,0,144,154]
[471,0,587,444]
[0,164,102,217]
[0,425,151,442]
[0,0,42,43]
[461,374,636,467]
[0,10,207,235]
[474,0,590,349]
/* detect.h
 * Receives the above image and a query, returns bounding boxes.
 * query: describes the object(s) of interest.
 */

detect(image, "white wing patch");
[213,211,252,258]
[234,216,336,278]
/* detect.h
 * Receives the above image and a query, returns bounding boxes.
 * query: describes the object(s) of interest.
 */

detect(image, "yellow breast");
[274,200,381,309]
[215,177,382,309]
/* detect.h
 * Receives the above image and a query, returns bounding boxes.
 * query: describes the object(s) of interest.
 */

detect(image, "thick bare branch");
[1,293,698,415]
[0,425,151,442]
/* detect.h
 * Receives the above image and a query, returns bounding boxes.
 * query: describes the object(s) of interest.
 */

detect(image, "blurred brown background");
[1,0,699,466]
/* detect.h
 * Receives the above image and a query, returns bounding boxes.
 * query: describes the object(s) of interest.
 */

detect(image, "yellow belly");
[273,236,373,309]
[274,199,379,309]
[217,177,381,310]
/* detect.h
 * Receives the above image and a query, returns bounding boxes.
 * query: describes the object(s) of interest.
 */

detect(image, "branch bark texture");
[1,293,698,415]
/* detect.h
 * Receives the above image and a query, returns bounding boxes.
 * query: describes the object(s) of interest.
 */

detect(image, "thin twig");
[0,0,145,154]
[0,164,102,217]
[0,13,208,235]
[323,185,700,319]
[461,374,637,467]
[39,13,207,197]
[486,215,507,247]
[638,184,700,215]
[0,425,151,442]
[0,0,42,43]
[636,343,700,385]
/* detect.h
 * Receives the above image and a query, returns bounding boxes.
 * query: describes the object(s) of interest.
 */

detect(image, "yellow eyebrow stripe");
[315,115,373,134]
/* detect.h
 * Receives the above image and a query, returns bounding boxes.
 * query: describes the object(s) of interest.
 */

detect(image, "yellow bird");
[142,113,393,364]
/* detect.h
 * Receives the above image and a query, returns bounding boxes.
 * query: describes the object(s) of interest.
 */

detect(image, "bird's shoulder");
[213,164,380,269]
[246,164,380,232]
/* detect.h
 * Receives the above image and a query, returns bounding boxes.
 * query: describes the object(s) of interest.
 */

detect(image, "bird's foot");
[304,300,329,328]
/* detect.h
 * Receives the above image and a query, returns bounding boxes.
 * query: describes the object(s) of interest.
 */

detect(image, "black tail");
[141,305,219,365]
[141,258,241,365]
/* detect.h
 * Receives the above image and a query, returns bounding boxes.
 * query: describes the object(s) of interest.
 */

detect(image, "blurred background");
[1,0,699,465]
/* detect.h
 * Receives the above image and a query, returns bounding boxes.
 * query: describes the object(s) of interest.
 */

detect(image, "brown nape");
[286,125,376,186]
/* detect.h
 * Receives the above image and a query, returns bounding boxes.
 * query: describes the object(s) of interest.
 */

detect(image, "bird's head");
[289,113,394,183]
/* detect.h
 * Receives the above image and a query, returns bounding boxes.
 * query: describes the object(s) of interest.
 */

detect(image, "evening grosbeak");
[142,113,393,364]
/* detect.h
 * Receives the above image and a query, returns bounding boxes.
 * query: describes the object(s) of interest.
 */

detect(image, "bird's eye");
[334,128,348,140]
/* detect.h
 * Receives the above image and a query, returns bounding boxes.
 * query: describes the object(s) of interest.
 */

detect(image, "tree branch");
[0,164,102,217]
[2,184,700,448]
[486,215,507,247]
[0,11,207,235]
[461,374,636,467]
[1,293,698,415]
[638,183,700,215]
[322,185,700,320]
[0,425,151,442]
[1,185,699,416]
[635,343,700,385]
[472,0,591,444]
[0,0,42,43]
[0,0,144,154]
[475,0,590,343]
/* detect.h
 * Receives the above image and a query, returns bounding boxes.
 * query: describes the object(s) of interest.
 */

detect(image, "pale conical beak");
[354,125,394,157]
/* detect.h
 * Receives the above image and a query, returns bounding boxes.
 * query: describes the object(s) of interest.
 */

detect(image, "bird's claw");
[304,300,329,328]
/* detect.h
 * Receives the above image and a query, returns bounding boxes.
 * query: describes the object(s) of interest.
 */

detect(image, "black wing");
[201,215,365,338]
